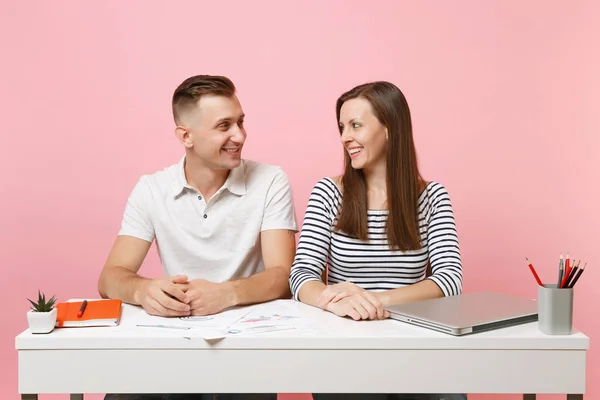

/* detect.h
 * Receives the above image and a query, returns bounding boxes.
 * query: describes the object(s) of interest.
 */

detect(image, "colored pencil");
[561,253,571,288]
[557,254,564,287]
[567,263,587,288]
[565,260,580,287]
[526,258,543,286]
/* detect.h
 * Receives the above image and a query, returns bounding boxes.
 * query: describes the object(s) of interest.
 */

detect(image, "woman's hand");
[317,281,365,309]
[325,292,390,320]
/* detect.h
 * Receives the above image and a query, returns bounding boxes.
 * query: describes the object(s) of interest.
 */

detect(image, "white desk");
[16,300,589,400]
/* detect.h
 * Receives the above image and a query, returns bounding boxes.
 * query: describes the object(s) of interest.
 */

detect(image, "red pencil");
[526,257,543,286]
[77,300,87,318]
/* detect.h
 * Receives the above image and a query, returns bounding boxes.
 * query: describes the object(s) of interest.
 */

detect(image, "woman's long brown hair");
[335,81,424,251]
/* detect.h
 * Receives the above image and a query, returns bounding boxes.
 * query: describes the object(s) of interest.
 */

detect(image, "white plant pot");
[27,308,57,334]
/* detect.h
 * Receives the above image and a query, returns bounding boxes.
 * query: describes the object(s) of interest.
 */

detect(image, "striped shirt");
[289,177,463,301]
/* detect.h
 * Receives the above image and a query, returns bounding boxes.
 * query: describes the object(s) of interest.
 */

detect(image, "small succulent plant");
[28,290,57,312]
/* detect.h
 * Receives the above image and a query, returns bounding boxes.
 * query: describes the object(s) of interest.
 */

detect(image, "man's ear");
[175,126,193,148]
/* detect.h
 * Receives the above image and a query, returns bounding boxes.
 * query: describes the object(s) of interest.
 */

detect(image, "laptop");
[385,291,538,336]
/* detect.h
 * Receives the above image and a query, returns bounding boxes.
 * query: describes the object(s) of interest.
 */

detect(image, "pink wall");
[1,1,598,399]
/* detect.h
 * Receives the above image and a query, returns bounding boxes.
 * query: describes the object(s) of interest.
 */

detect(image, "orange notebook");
[56,299,122,327]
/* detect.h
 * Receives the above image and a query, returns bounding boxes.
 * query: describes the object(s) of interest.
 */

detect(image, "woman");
[289,81,465,400]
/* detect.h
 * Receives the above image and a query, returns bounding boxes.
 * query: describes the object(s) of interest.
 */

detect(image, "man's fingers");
[147,297,171,317]
[144,302,162,317]
[170,275,189,284]
[161,281,190,304]
[383,310,391,319]
[158,297,191,314]
[190,307,210,317]
[152,289,191,314]
[149,297,187,317]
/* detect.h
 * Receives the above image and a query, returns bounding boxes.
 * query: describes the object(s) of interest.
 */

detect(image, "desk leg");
[70,395,83,400]
[523,394,582,399]
[21,395,38,400]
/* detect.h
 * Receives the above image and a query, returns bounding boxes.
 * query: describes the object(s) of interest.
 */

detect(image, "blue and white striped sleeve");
[289,179,336,301]
[425,183,463,297]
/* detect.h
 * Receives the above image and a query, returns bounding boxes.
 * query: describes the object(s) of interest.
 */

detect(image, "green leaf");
[46,297,56,309]
[28,291,56,312]
[27,298,38,310]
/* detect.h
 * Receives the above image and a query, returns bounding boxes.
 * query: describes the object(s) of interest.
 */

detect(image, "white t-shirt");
[118,156,298,282]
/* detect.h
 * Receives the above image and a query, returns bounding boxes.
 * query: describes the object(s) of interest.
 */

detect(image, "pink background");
[1,1,598,399]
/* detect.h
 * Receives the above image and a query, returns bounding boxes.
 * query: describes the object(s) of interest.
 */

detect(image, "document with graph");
[126,299,312,339]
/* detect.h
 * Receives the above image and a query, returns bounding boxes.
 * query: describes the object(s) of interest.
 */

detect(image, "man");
[98,75,298,400]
